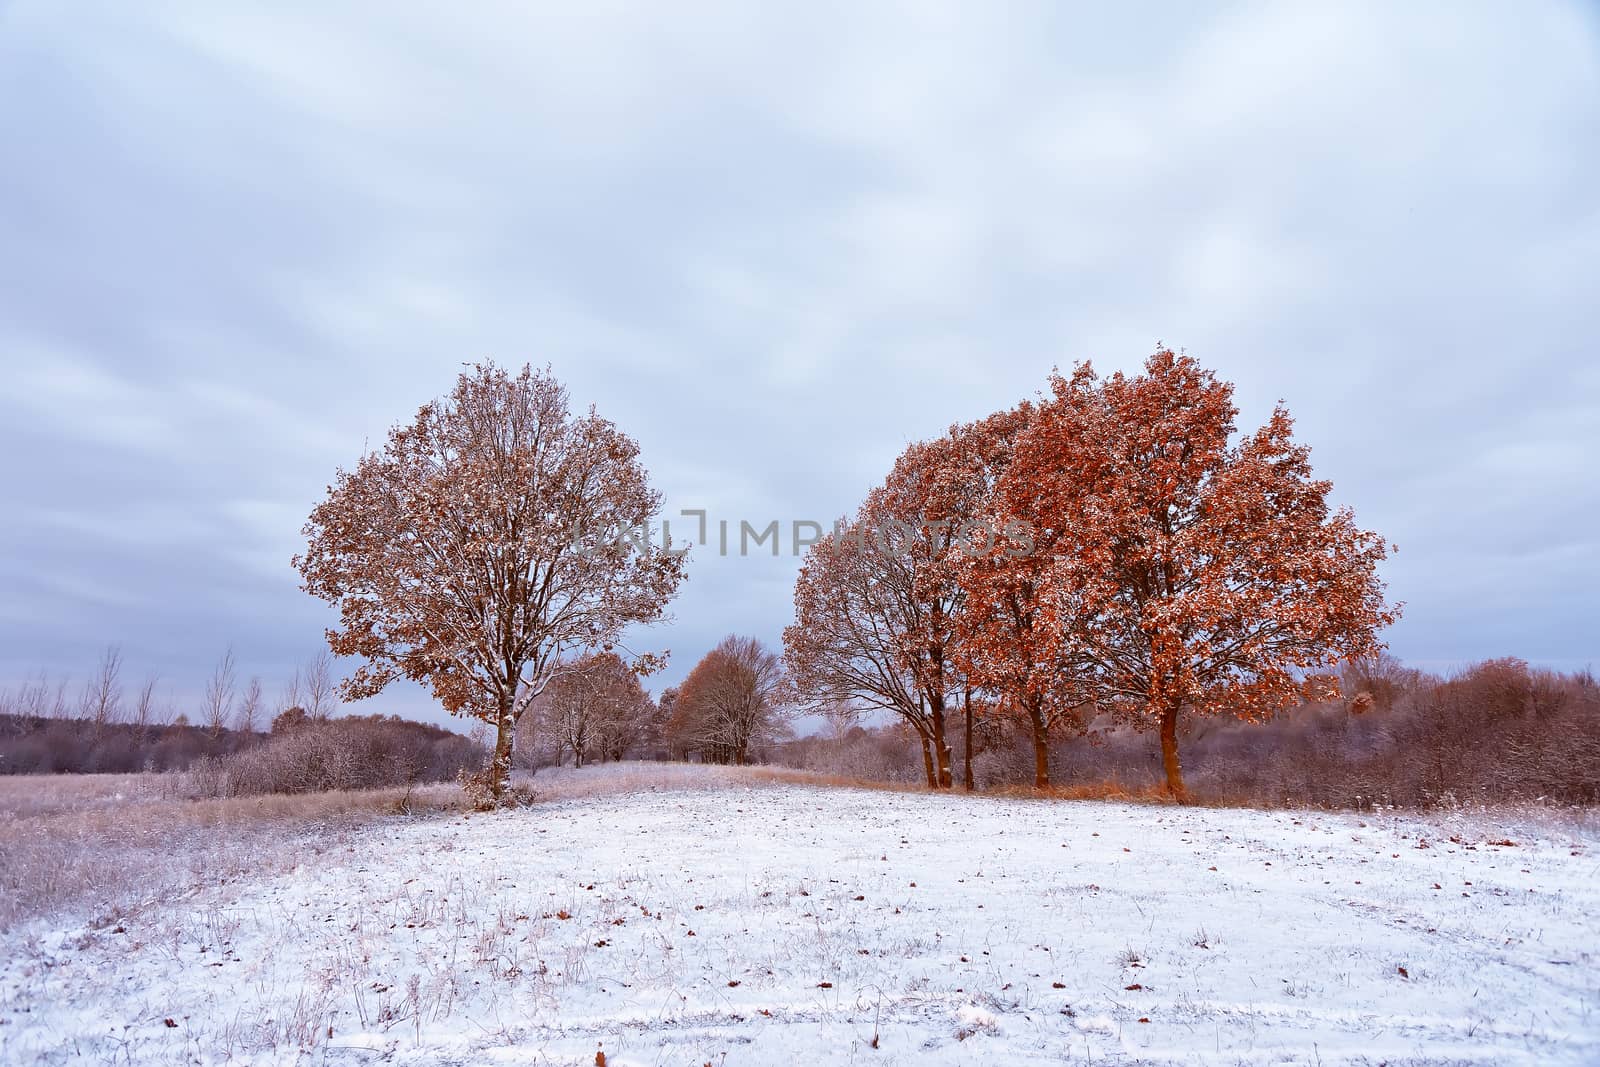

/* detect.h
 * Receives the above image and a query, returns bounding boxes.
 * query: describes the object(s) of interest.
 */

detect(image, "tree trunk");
[1025,694,1050,789]
[919,733,936,788]
[929,695,953,789]
[962,689,975,792]
[489,699,515,806]
[1159,701,1188,803]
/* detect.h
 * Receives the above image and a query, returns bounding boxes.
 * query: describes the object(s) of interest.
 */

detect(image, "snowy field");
[2,766,1597,1066]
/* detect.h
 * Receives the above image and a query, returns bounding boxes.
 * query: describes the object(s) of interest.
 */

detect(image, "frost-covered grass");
[0,765,877,934]
[0,773,466,933]
[2,763,1597,1065]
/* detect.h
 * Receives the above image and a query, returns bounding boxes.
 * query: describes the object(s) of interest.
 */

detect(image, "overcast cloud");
[1,1,1596,727]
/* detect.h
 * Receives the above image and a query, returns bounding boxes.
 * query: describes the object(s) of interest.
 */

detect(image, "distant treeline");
[774,658,1600,808]
[0,713,252,774]
[0,711,483,788]
[9,656,1595,809]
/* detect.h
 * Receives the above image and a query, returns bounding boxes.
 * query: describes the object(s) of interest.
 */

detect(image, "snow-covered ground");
[3,767,1597,1065]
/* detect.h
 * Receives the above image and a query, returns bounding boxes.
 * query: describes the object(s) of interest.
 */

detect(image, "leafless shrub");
[186,715,481,797]
[774,723,926,785]
[1044,659,1600,808]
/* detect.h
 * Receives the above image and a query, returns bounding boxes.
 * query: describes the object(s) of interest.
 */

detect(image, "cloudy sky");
[2,2,1596,727]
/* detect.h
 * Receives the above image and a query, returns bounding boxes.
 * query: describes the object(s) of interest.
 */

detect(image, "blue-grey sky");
[2,2,1596,728]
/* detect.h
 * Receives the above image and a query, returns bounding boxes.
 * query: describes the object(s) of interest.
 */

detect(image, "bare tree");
[133,674,159,737]
[634,686,673,761]
[279,668,303,717]
[17,671,49,719]
[203,647,237,737]
[236,676,263,734]
[81,645,125,736]
[296,363,685,805]
[820,697,863,745]
[50,675,72,719]
[303,652,335,720]
[532,652,653,767]
[785,520,948,786]
[1341,653,1423,712]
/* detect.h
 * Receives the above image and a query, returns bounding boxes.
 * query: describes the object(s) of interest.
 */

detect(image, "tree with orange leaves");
[669,635,787,765]
[295,364,684,806]
[996,349,1399,800]
[921,404,1094,790]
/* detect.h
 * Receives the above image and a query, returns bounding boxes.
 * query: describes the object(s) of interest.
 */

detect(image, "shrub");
[185,716,483,797]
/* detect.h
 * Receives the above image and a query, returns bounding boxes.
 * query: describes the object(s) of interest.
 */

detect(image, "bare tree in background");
[278,668,304,718]
[133,674,158,739]
[203,647,236,737]
[303,653,336,719]
[1342,653,1423,713]
[820,697,862,745]
[236,676,263,734]
[635,685,674,761]
[532,651,654,767]
[50,676,72,719]
[82,645,125,736]
[657,687,680,756]
[17,672,49,719]
[785,522,948,786]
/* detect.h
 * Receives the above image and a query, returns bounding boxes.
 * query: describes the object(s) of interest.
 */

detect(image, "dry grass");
[0,763,908,933]
[523,761,923,799]
[0,775,464,933]
[1021,780,1178,803]
[992,778,1600,833]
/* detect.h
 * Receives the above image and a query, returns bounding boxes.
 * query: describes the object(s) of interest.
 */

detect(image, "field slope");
[2,767,1596,1065]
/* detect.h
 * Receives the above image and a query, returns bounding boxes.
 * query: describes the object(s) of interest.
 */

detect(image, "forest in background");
[3,653,1595,811]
